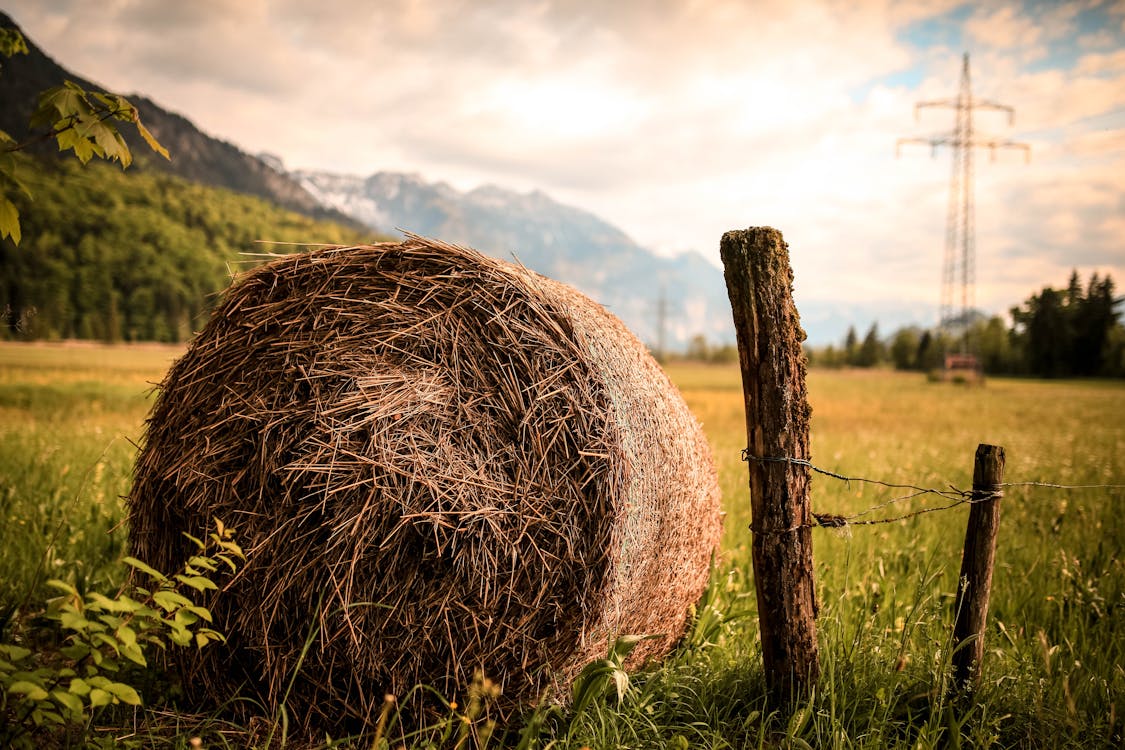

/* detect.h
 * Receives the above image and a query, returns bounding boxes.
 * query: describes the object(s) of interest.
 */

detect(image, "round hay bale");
[129,236,722,729]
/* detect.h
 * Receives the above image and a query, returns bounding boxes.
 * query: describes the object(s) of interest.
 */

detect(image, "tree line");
[1,155,370,342]
[804,271,1124,378]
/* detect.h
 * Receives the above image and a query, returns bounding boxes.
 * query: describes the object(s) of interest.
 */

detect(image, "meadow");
[1,342,1121,748]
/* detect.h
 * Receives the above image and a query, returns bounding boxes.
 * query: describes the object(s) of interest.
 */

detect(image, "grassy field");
[1,343,1122,748]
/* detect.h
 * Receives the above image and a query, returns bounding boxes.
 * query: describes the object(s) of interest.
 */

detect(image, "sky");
[4,0,1125,337]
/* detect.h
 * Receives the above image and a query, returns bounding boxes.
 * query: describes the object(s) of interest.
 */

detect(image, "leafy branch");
[0,26,169,245]
[0,519,242,749]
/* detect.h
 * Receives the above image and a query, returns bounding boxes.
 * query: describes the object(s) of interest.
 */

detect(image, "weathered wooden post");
[952,443,1006,690]
[720,227,819,703]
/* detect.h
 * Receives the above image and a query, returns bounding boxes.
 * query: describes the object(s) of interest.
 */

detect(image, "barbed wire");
[740,451,1125,534]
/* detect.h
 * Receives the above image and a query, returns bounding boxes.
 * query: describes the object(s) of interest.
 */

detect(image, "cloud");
[3,0,1123,319]
[966,4,1046,54]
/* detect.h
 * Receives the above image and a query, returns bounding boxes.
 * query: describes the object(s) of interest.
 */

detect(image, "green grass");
[2,344,1122,747]
[0,343,177,608]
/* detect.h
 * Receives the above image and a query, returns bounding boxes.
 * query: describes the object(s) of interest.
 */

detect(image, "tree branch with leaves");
[1,26,169,245]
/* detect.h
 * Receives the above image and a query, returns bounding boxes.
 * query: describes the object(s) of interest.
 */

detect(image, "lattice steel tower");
[898,53,1028,349]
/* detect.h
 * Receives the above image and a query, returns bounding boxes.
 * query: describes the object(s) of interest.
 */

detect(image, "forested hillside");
[1,156,374,342]
[0,10,356,226]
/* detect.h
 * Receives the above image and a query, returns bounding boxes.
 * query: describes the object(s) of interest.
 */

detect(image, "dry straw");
[129,235,722,731]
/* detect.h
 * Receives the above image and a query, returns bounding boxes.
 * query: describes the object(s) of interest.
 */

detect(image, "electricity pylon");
[897,53,1029,352]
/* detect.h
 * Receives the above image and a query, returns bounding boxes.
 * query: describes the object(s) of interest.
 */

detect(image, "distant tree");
[974,315,1017,374]
[1065,270,1083,309]
[915,330,944,372]
[809,344,845,368]
[888,327,920,370]
[1102,325,1125,378]
[709,343,739,364]
[1073,273,1118,376]
[843,326,859,366]
[1012,287,1067,376]
[856,323,883,367]
[686,333,710,362]
[1010,270,1122,378]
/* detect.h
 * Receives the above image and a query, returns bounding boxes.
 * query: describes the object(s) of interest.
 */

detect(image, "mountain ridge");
[295,168,736,349]
[0,10,361,228]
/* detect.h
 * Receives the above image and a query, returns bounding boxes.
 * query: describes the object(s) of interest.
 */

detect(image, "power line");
[897,53,1029,354]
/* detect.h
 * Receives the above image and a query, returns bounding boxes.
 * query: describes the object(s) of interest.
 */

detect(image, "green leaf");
[51,689,84,715]
[185,605,214,623]
[115,624,138,647]
[97,614,123,631]
[174,609,200,627]
[167,626,192,647]
[68,677,91,696]
[188,555,218,572]
[89,591,143,613]
[31,707,64,726]
[91,91,127,115]
[131,604,162,621]
[175,574,218,592]
[88,688,113,707]
[218,540,245,559]
[8,680,49,701]
[60,610,92,631]
[609,634,655,663]
[570,658,618,717]
[0,644,32,661]
[163,620,193,647]
[144,636,169,651]
[152,589,193,612]
[120,642,147,667]
[31,83,91,129]
[46,579,79,596]
[105,681,142,706]
[0,193,21,244]
[91,632,121,655]
[55,125,101,164]
[60,643,92,661]
[123,556,170,583]
[195,629,225,648]
[93,123,132,168]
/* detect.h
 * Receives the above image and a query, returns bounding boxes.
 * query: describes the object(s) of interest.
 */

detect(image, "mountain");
[0,10,358,227]
[295,170,736,350]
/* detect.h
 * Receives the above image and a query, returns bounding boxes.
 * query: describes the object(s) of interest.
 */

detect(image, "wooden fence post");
[952,443,1006,690]
[720,227,819,703]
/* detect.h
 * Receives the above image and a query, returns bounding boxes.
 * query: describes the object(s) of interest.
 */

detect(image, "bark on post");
[953,443,1006,690]
[720,227,819,703]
